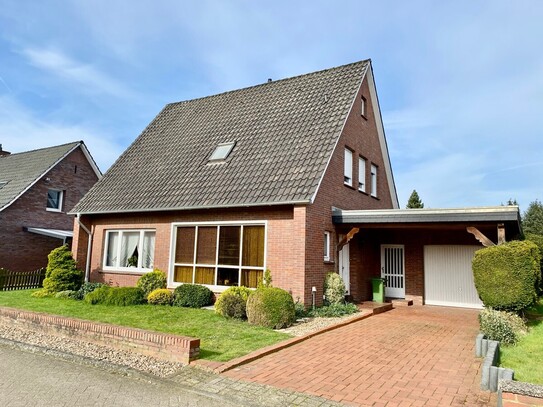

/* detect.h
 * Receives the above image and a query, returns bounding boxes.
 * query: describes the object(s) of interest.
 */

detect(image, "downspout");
[76,213,93,283]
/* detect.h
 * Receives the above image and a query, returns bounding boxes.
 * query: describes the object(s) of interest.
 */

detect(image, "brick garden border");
[0,306,200,364]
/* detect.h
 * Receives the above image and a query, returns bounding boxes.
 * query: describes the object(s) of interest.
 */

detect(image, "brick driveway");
[225,306,496,406]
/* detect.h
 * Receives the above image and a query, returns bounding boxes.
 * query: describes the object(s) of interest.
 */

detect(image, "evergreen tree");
[406,190,424,209]
[523,200,543,236]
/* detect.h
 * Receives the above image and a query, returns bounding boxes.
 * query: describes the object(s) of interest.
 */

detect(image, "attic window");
[209,142,235,162]
[0,181,6,190]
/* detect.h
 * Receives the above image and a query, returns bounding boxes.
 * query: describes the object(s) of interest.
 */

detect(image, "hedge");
[473,240,540,312]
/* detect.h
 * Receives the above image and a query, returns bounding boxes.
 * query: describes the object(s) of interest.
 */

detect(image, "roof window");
[209,142,235,162]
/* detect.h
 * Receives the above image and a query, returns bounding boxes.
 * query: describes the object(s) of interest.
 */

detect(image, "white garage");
[424,245,483,309]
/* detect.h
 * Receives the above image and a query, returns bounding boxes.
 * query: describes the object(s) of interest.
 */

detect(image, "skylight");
[0,181,6,189]
[209,142,235,161]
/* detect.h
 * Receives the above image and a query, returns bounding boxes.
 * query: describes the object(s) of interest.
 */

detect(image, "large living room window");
[103,230,155,272]
[171,222,266,289]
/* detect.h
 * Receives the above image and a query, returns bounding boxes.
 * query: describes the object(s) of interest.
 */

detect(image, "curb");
[194,306,389,373]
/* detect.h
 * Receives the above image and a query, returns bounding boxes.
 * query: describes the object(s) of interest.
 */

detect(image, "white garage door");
[424,245,483,309]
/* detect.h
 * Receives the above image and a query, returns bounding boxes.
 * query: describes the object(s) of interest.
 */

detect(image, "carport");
[332,206,521,308]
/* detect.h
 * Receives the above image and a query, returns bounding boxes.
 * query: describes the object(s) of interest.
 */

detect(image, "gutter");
[76,213,93,283]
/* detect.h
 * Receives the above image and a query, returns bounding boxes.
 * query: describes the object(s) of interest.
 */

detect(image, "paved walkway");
[225,306,497,406]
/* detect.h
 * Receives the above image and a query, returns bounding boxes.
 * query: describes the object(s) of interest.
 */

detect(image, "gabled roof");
[0,141,101,213]
[73,60,397,215]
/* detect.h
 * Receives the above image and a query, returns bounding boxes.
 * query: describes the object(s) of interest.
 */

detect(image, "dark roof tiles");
[73,60,369,214]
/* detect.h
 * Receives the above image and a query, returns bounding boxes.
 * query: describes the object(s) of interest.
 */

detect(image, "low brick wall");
[0,307,200,364]
[498,380,543,407]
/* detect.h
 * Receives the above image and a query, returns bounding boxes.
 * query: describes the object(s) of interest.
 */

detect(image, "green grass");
[500,298,543,384]
[0,289,291,362]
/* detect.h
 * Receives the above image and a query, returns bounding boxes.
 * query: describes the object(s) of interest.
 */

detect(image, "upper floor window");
[324,231,331,262]
[361,96,367,118]
[344,148,353,186]
[371,164,378,197]
[104,229,155,272]
[46,189,63,212]
[358,157,366,192]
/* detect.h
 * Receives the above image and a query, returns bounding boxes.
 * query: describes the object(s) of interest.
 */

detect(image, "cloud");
[20,47,134,99]
[0,95,121,172]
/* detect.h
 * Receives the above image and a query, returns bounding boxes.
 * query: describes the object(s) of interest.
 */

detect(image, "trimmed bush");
[525,233,543,293]
[137,269,167,299]
[479,308,527,345]
[147,288,173,305]
[173,284,213,308]
[54,290,78,299]
[324,272,346,305]
[246,287,295,329]
[42,245,83,294]
[85,286,145,306]
[74,282,106,300]
[309,303,359,317]
[473,240,540,311]
[215,286,252,319]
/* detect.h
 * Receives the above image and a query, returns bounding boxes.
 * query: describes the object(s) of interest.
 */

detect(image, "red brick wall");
[305,76,395,305]
[73,205,308,301]
[501,392,543,406]
[0,147,99,272]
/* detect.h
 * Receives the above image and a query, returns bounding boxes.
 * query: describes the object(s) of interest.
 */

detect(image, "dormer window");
[46,189,63,212]
[209,142,235,162]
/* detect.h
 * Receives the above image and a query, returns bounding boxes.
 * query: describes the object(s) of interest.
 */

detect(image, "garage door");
[424,245,483,309]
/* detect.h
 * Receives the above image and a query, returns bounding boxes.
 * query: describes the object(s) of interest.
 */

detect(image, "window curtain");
[120,232,140,267]
[176,227,195,263]
[141,232,155,269]
[241,269,263,288]
[242,226,264,267]
[106,232,119,267]
[174,266,193,283]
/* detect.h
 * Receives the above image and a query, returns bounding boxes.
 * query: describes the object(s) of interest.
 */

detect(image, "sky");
[0,1,541,210]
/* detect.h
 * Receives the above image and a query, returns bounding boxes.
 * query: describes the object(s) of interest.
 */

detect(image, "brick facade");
[0,148,99,272]
[73,77,396,305]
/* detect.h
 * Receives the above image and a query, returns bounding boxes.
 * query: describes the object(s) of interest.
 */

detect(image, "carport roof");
[332,206,521,226]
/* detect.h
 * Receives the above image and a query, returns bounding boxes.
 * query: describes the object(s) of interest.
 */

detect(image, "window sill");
[344,183,356,190]
[371,194,379,200]
[361,114,368,121]
[358,189,368,195]
[46,208,62,213]
[100,268,151,275]
[324,260,335,265]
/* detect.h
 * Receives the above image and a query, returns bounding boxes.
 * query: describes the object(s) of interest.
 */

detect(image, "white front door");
[339,243,350,295]
[381,245,405,298]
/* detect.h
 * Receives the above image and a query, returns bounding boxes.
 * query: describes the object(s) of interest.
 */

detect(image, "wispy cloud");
[20,47,134,99]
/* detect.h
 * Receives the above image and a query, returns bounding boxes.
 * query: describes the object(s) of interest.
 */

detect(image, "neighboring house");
[0,142,101,272]
[71,60,520,308]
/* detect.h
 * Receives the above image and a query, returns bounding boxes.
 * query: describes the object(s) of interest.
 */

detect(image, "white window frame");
[103,229,156,273]
[371,164,378,197]
[46,189,63,212]
[169,220,267,292]
[358,157,366,192]
[324,231,331,262]
[361,95,367,118]
[344,148,353,186]
[209,141,235,162]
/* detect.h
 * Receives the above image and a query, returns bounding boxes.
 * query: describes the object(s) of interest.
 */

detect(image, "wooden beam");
[337,227,360,251]
[497,223,506,245]
[466,227,495,247]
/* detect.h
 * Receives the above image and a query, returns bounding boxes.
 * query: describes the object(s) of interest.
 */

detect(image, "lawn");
[0,289,291,362]
[500,299,543,384]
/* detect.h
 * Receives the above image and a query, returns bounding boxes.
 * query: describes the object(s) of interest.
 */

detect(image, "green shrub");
[258,269,273,288]
[31,288,53,298]
[42,245,83,293]
[473,240,540,312]
[479,308,527,345]
[136,269,167,299]
[215,286,252,318]
[84,286,145,306]
[294,300,308,319]
[525,233,543,293]
[246,287,295,329]
[147,288,173,305]
[324,272,346,305]
[309,303,359,317]
[173,284,213,308]
[74,282,106,300]
[54,290,78,299]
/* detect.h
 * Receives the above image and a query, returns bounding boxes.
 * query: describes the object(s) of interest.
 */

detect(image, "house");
[70,60,520,308]
[0,142,101,272]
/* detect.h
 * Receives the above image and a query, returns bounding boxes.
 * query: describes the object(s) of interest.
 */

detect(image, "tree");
[523,200,543,236]
[406,190,424,209]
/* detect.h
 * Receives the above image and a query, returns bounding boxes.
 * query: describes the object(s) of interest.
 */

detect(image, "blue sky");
[0,1,541,210]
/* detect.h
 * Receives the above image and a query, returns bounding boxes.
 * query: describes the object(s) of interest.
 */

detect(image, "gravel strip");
[276,311,369,336]
[0,321,183,377]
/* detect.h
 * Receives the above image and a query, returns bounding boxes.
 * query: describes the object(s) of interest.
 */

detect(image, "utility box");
[371,278,385,303]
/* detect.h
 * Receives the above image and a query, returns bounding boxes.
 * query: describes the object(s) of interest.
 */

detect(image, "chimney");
[0,144,11,157]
